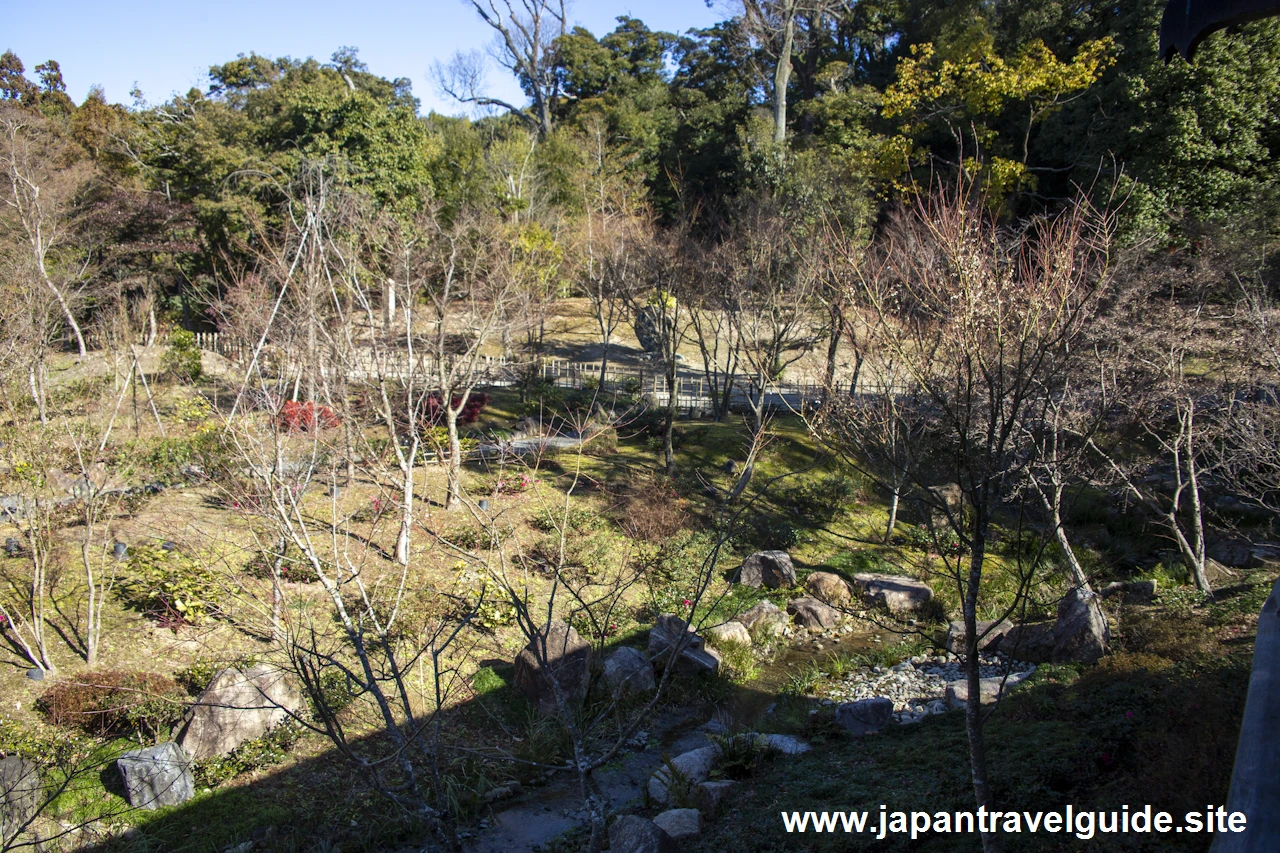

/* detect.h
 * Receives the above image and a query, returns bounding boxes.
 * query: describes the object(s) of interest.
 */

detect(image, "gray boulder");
[649,615,721,676]
[116,742,194,810]
[609,814,676,853]
[0,757,40,840]
[787,596,840,630]
[603,647,655,698]
[653,808,703,841]
[805,571,852,605]
[737,600,787,636]
[758,733,811,754]
[836,697,894,735]
[707,621,752,647]
[1209,539,1265,569]
[1052,588,1109,665]
[945,619,1012,654]
[945,673,1030,709]
[514,622,593,715]
[692,780,736,818]
[648,745,721,805]
[737,551,797,589]
[998,621,1057,663]
[851,573,934,614]
[1098,580,1158,603]
[178,664,303,760]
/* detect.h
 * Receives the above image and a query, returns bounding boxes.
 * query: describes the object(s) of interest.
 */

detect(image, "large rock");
[116,742,194,810]
[609,814,676,853]
[648,745,720,805]
[178,664,304,760]
[805,572,852,606]
[653,808,703,841]
[1209,539,1265,569]
[692,780,736,818]
[787,597,840,630]
[707,621,752,648]
[737,600,787,636]
[737,551,797,589]
[758,733,811,754]
[0,757,40,840]
[998,621,1056,663]
[649,615,721,675]
[603,647,655,698]
[1052,588,1109,665]
[1098,580,1158,603]
[835,697,893,735]
[945,673,1030,709]
[514,622,593,715]
[945,619,1012,654]
[851,573,934,614]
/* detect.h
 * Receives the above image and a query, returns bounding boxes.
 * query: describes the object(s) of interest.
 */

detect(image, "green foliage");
[712,639,758,684]
[776,472,864,526]
[121,544,225,626]
[160,329,203,380]
[708,732,778,781]
[193,719,304,787]
[640,529,717,618]
[37,670,186,741]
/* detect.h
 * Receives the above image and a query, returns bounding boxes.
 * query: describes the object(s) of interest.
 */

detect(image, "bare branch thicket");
[578,120,650,388]
[213,161,483,847]
[818,181,1113,853]
[718,201,823,455]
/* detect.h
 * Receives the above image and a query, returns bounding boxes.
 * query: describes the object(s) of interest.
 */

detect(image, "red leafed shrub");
[423,392,489,426]
[277,401,341,433]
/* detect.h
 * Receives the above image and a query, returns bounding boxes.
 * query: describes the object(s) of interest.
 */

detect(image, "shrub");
[193,718,303,787]
[581,426,618,456]
[618,479,688,542]
[777,473,863,525]
[641,530,717,618]
[160,329,202,381]
[122,545,224,626]
[38,670,185,740]
[277,400,341,433]
[423,392,489,426]
[243,551,321,584]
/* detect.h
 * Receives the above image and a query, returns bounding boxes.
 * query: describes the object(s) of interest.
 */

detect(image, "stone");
[692,780,736,818]
[1209,540,1265,569]
[835,697,894,736]
[805,572,852,606]
[787,597,840,630]
[851,573,934,614]
[758,733,811,754]
[649,615,720,675]
[653,808,703,841]
[737,600,787,636]
[945,619,1012,654]
[1098,580,1158,602]
[609,814,676,853]
[737,551,797,589]
[945,673,1030,709]
[0,757,40,840]
[998,621,1057,663]
[648,745,721,805]
[648,614,704,657]
[178,665,304,760]
[116,742,194,810]
[1052,588,1109,665]
[513,622,592,715]
[603,647,655,698]
[707,621,752,647]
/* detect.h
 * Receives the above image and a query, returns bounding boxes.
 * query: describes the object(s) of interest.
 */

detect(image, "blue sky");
[6,0,726,114]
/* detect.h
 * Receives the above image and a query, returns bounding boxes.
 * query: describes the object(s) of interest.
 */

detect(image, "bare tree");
[838,182,1113,853]
[438,0,567,137]
[0,105,92,357]
[739,0,841,143]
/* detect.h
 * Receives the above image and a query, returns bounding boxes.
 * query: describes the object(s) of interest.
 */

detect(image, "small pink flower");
[682,599,691,607]
[1125,711,1134,719]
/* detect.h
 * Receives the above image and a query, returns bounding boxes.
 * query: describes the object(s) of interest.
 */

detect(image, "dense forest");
[2,1,1280,852]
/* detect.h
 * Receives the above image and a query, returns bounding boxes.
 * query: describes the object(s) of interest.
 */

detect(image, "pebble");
[807,653,1036,724]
